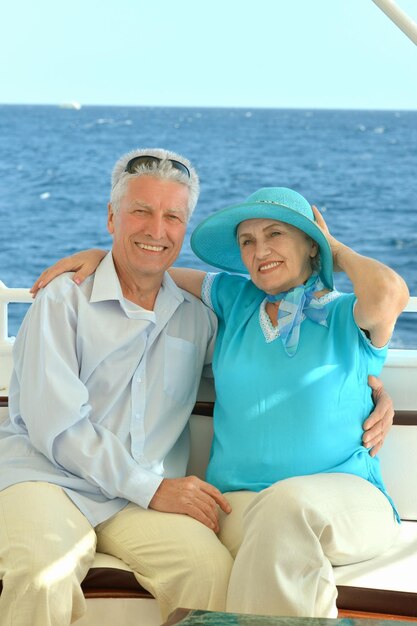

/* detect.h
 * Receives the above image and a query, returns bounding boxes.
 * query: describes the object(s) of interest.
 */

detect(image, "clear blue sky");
[1,0,416,110]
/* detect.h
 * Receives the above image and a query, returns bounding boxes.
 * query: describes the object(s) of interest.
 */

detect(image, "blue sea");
[0,105,416,346]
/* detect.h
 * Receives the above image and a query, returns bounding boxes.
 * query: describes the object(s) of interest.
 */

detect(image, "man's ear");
[107,202,115,234]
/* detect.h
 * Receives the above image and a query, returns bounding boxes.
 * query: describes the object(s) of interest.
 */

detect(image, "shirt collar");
[89,251,125,304]
[89,251,190,318]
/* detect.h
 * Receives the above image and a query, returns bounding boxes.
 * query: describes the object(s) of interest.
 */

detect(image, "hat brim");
[191,201,334,290]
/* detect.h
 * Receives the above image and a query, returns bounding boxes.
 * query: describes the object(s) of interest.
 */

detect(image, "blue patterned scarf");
[266,272,328,356]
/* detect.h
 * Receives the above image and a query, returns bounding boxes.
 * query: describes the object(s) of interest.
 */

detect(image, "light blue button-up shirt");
[0,253,216,525]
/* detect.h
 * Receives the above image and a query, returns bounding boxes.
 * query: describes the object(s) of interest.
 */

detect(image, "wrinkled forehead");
[124,175,189,210]
[237,218,287,235]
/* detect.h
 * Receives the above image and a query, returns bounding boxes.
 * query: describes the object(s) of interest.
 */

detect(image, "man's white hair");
[110,148,199,220]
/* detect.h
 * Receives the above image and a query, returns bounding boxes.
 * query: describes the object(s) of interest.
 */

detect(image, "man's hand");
[362,375,394,457]
[149,476,232,533]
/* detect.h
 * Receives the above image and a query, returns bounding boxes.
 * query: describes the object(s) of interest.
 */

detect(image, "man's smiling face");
[108,175,189,283]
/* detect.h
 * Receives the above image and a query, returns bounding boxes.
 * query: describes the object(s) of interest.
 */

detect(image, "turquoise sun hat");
[191,187,334,290]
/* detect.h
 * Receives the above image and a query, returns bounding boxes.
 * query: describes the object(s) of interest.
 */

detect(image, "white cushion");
[334,520,417,592]
[379,426,417,520]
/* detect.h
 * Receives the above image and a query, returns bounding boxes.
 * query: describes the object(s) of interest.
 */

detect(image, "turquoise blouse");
[202,272,398,519]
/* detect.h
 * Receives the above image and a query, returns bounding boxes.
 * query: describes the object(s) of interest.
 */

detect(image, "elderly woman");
[171,187,407,617]
[33,186,408,617]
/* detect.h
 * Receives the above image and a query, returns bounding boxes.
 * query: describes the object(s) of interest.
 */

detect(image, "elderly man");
[0,149,233,625]
[0,148,393,625]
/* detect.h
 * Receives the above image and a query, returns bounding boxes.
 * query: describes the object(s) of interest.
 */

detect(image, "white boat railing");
[0,280,416,397]
[0,282,31,343]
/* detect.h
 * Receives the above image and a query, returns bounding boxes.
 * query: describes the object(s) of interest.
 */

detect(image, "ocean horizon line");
[1,102,417,113]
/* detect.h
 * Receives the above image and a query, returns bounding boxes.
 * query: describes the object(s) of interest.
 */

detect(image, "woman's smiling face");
[237,218,318,294]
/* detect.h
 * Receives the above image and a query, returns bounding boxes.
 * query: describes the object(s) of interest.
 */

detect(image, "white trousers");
[218,473,399,617]
[0,482,233,625]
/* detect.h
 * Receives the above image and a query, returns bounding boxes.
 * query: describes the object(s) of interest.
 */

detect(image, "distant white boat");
[59,101,82,110]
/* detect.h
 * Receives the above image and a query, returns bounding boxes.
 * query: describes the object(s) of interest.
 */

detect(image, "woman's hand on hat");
[311,205,344,272]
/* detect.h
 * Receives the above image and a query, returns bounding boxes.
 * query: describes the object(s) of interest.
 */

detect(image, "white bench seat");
[335,520,417,615]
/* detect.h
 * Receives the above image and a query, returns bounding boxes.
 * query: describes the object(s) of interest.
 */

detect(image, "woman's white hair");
[110,148,199,220]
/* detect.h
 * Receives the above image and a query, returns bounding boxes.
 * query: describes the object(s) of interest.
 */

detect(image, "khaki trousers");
[218,473,400,617]
[0,482,233,625]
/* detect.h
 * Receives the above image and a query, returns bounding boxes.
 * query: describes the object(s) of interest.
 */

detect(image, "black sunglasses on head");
[125,155,191,178]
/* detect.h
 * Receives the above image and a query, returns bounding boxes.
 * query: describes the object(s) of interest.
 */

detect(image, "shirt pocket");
[164,336,198,405]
